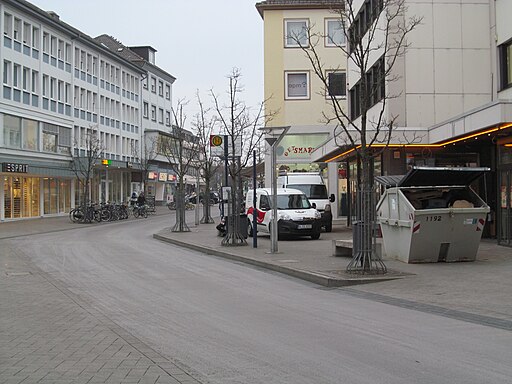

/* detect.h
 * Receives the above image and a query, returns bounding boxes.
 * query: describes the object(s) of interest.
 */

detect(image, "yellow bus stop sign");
[210,135,223,147]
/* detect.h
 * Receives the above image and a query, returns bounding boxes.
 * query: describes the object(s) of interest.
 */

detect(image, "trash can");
[375,167,490,263]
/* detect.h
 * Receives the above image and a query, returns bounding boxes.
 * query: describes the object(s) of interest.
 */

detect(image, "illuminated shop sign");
[148,171,157,180]
[276,134,329,161]
[168,174,177,182]
[2,163,29,173]
[158,172,167,181]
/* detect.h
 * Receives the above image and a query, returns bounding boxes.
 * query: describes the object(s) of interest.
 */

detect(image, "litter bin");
[375,167,490,263]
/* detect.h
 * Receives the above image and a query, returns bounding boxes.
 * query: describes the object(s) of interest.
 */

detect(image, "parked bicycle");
[166,200,195,211]
[133,204,148,218]
[69,204,101,224]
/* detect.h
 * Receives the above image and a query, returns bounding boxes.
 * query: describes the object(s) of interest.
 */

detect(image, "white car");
[245,188,322,240]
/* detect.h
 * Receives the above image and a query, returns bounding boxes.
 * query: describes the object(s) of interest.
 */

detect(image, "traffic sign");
[210,135,223,147]
[210,135,242,158]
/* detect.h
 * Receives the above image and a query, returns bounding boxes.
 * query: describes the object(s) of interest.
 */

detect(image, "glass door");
[499,170,511,246]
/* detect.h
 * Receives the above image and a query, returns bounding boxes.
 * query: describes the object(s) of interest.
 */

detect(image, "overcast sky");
[29,0,264,127]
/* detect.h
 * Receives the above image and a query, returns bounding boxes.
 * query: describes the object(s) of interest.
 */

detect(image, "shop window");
[4,114,21,148]
[23,119,38,150]
[43,132,57,152]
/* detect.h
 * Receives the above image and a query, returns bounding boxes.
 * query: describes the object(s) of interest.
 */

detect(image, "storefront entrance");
[2,176,72,219]
[3,176,40,219]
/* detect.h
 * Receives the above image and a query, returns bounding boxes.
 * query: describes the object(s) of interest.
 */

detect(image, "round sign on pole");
[210,135,223,147]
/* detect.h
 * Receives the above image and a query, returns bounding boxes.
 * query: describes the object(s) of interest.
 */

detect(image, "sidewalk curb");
[153,233,402,287]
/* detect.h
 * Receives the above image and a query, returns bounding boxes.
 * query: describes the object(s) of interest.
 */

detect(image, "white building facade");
[312,0,512,245]
[0,0,167,220]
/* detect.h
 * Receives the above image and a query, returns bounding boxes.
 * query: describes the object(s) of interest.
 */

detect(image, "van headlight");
[324,203,331,212]
[279,213,291,221]
[314,210,321,219]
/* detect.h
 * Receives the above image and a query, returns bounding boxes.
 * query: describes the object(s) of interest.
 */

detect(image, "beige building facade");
[257,0,512,245]
[256,0,346,213]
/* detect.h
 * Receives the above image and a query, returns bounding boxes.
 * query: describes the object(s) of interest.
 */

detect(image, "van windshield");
[276,194,312,210]
[290,184,328,199]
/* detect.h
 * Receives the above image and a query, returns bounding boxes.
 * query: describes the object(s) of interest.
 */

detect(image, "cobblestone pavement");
[1,209,204,384]
[1,207,511,383]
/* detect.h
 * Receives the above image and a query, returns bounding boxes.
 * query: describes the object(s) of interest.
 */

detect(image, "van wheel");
[248,220,254,237]
[311,232,321,240]
[325,223,332,233]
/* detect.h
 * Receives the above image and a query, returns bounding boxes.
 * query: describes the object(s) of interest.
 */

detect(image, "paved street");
[1,208,512,383]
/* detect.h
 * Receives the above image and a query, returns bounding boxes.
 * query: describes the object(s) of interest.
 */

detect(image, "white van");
[277,172,335,232]
[245,188,322,239]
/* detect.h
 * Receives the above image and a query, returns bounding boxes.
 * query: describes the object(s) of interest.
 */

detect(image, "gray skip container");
[376,167,490,263]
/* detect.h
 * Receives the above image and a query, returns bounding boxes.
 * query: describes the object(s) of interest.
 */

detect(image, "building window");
[3,60,11,85]
[150,77,156,93]
[158,108,164,123]
[4,13,12,38]
[23,22,31,45]
[43,132,57,152]
[143,102,149,118]
[42,32,49,53]
[285,71,310,99]
[3,115,22,148]
[32,27,39,49]
[13,17,21,41]
[13,64,20,88]
[50,36,57,57]
[349,56,385,120]
[58,40,64,60]
[151,105,156,121]
[23,119,38,151]
[165,84,171,100]
[22,67,29,90]
[158,80,163,96]
[31,71,38,93]
[327,71,346,98]
[285,19,308,48]
[65,44,72,63]
[500,40,512,90]
[325,19,345,47]
[50,78,56,99]
[42,75,49,96]
[166,111,171,126]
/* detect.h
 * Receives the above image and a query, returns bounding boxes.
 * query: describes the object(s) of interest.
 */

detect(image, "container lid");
[375,175,404,188]
[397,166,490,187]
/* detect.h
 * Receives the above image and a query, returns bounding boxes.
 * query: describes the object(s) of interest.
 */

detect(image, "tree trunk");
[221,159,247,246]
[201,178,214,224]
[172,178,190,232]
[346,151,387,274]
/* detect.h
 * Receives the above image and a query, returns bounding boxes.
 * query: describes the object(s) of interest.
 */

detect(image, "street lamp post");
[259,126,290,254]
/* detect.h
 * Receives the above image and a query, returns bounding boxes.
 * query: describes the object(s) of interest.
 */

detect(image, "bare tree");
[131,135,159,195]
[294,0,422,273]
[160,99,200,232]
[193,91,221,224]
[211,68,275,245]
[71,127,104,207]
